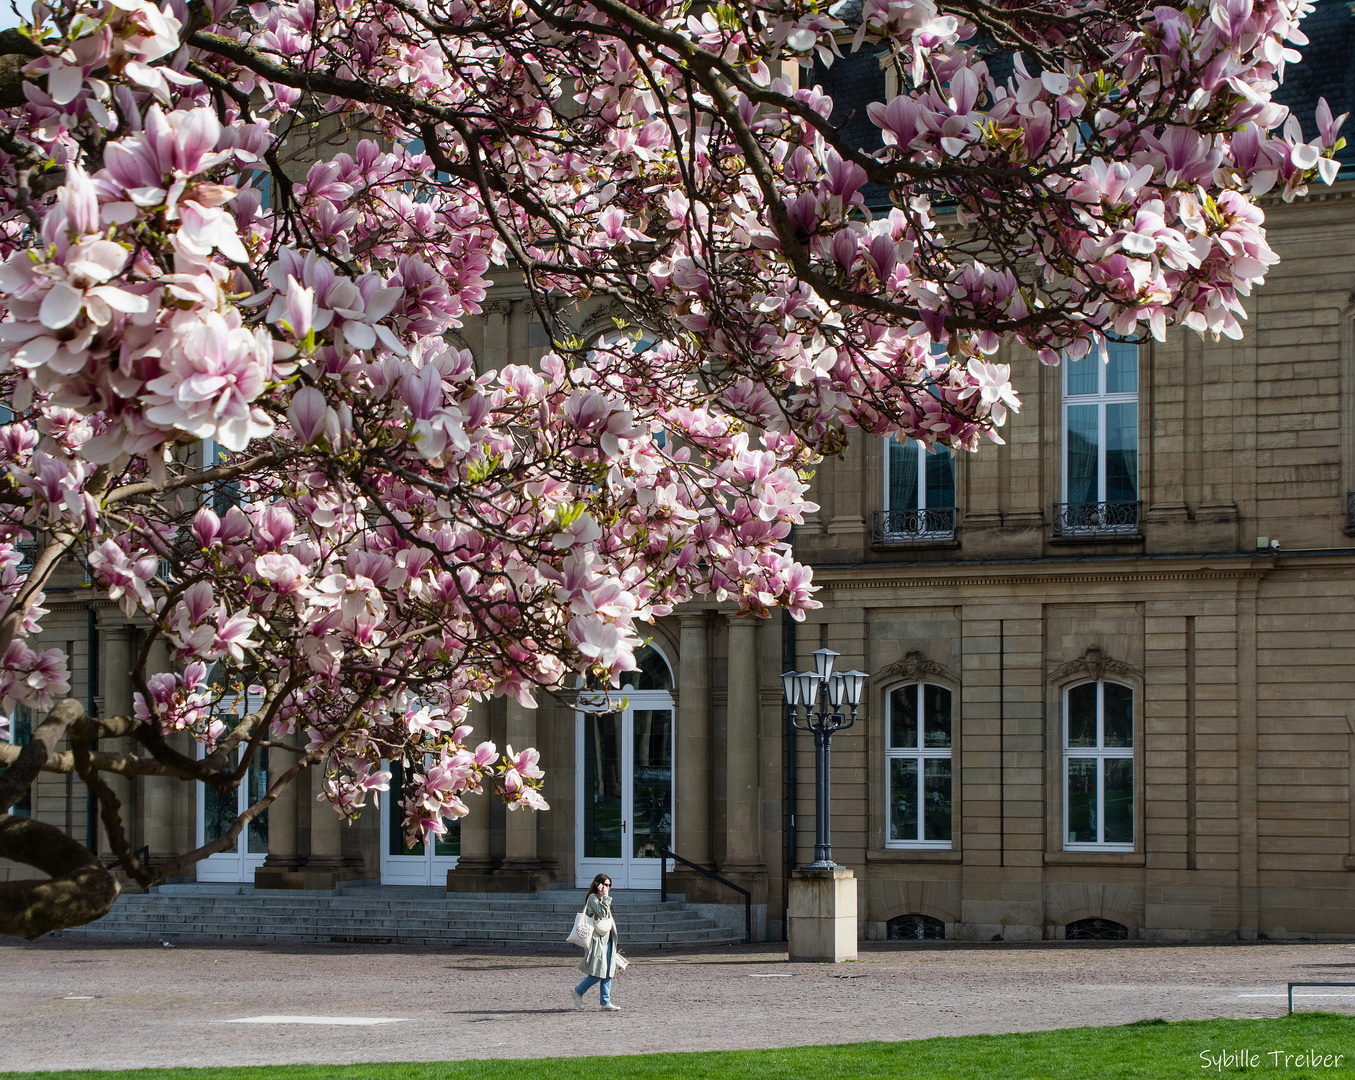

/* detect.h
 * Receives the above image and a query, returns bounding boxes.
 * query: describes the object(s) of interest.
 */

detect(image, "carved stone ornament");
[875,649,959,687]
[482,299,513,319]
[1048,645,1142,685]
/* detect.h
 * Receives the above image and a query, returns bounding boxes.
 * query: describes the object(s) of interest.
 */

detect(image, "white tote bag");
[566,905,593,948]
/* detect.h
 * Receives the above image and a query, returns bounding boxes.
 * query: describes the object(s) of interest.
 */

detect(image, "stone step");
[63,921,737,943]
[77,918,717,935]
[59,885,741,948]
[105,899,684,915]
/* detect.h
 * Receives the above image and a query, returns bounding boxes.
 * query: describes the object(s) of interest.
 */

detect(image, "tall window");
[886,683,952,847]
[1063,681,1134,850]
[881,437,955,540]
[5,705,32,817]
[1059,341,1138,534]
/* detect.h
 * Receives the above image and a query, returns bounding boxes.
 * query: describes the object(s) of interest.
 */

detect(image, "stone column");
[101,625,136,856]
[255,728,302,890]
[482,300,512,369]
[675,612,711,866]
[302,764,350,889]
[724,617,763,871]
[495,697,548,891]
[140,636,175,869]
[447,700,500,891]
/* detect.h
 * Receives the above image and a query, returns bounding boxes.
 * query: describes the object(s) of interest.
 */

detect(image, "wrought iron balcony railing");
[1346,492,1355,534]
[15,540,36,574]
[872,507,956,543]
[1051,501,1141,538]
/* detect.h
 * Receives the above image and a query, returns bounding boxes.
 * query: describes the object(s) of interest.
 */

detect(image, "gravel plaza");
[4,939,1355,1073]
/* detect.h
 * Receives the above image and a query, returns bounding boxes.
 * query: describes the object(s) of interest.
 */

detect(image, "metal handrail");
[1288,981,1355,1015]
[104,845,150,871]
[659,846,751,944]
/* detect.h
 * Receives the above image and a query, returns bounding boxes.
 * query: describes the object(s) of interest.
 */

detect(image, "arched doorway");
[196,679,269,883]
[575,644,675,889]
[379,755,460,885]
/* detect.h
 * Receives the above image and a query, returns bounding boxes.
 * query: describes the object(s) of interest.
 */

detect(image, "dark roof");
[811,1,1355,179]
[1272,0,1355,171]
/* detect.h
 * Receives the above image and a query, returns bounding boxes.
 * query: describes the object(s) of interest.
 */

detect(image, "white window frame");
[881,437,955,539]
[884,682,954,849]
[1061,680,1135,852]
[1060,345,1139,506]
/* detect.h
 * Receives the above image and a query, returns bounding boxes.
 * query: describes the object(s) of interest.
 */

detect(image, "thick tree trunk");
[0,815,119,938]
[0,697,121,937]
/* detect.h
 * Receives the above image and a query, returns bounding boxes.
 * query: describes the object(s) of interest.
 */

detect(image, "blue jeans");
[574,942,613,1005]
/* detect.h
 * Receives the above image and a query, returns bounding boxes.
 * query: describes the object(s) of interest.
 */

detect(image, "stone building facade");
[5,7,1355,945]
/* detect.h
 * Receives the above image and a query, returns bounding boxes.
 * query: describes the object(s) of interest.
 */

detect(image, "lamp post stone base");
[788,867,857,962]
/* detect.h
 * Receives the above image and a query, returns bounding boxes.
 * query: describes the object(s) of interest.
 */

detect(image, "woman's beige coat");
[577,893,621,978]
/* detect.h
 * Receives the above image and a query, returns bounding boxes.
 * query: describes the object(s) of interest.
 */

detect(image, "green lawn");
[5,1014,1354,1080]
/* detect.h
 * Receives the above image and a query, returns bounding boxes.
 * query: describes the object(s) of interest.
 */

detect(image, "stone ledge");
[867,848,962,863]
[1044,851,1146,867]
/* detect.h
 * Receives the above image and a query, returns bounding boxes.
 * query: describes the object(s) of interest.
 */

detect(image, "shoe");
[600,1003,621,1011]
[571,990,586,1010]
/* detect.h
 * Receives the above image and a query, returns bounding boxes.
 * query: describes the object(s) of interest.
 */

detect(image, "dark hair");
[588,873,612,897]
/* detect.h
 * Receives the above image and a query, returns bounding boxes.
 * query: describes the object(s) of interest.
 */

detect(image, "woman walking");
[572,874,622,1011]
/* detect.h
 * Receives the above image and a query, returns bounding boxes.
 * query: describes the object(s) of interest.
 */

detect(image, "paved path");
[3,938,1355,1072]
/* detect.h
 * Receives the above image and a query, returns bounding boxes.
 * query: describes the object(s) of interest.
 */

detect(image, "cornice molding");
[1048,645,1142,686]
[875,649,959,687]
[815,564,1270,591]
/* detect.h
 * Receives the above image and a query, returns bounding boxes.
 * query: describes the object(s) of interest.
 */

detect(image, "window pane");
[203,780,237,847]
[1103,683,1133,747]
[1106,341,1138,394]
[388,758,424,856]
[246,748,269,854]
[925,447,955,509]
[1065,353,1098,396]
[8,705,31,817]
[888,437,920,512]
[923,759,952,842]
[584,713,623,858]
[632,709,673,859]
[1104,759,1134,844]
[889,758,919,842]
[433,823,460,858]
[1067,683,1097,747]
[890,686,918,749]
[1105,402,1138,503]
[923,685,952,748]
[1065,404,1099,504]
[1066,758,1098,844]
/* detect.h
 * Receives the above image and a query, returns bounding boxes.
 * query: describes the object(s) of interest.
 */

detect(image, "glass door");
[196,747,269,882]
[575,696,673,888]
[379,757,460,885]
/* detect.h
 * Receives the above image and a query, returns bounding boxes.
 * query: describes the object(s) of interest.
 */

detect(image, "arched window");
[1065,917,1129,941]
[621,644,673,691]
[887,913,946,940]
[576,641,675,889]
[196,666,268,882]
[885,682,953,848]
[1063,680,1134,850]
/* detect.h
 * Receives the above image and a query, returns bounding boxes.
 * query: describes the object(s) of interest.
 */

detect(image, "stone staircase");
[57,883,742,950]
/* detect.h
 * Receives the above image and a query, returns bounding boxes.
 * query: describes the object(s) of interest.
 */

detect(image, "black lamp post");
[782,648,867,870]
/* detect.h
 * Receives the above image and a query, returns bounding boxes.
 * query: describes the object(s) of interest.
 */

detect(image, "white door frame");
[574,688,674,889]
[195,745,269,883]
[379,758,460,885]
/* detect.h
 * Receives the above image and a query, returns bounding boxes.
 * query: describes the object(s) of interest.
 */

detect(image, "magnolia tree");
[0,0,1344,935]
